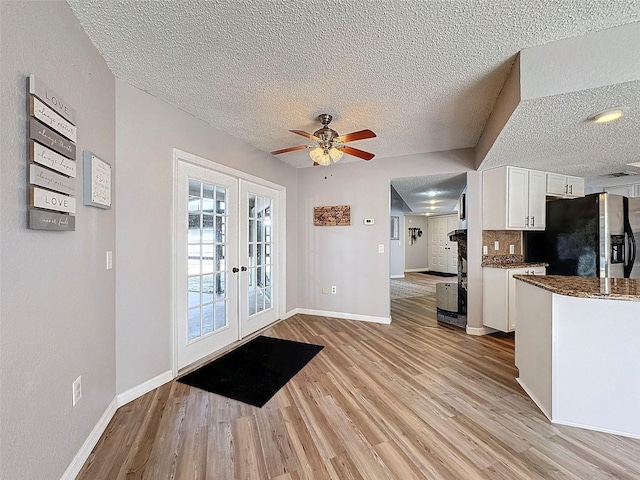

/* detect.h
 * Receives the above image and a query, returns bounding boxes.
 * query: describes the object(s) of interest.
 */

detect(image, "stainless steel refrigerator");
[524,193,638,278]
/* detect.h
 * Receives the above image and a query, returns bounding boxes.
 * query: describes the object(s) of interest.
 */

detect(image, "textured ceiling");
[67,0,640,170]
[481,80,640,178]
[391,173,466,215]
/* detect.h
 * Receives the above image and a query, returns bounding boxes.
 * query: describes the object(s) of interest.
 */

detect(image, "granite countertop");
[482,262,549,269]
[514,275,640,301]
[481,255,548,269]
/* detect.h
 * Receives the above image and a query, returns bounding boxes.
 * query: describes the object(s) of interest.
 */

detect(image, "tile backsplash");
[482,230,522,256]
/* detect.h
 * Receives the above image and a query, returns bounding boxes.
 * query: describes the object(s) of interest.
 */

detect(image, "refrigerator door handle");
[627,230,636,271]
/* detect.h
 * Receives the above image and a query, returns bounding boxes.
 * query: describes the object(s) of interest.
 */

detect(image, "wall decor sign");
[30,186,77,214]
[29,118,76,159]
[29,164,76,195]
[27,75,77,231]
[29,96,77,142]
[30,140,77,177]
[28,74,76,124]
[83,151,112,209]
[314,205,351,226]
[28,209,76,232]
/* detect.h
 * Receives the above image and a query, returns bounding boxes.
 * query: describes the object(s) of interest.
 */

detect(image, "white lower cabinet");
[483,266,546,332]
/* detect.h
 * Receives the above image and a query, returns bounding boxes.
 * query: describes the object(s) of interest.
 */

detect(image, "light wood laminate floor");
[77,303,640,479]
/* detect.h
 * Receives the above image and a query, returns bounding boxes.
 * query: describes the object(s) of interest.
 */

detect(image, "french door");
[174,156,281,370]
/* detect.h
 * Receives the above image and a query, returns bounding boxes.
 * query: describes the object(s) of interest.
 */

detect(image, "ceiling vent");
[608,171,640,177]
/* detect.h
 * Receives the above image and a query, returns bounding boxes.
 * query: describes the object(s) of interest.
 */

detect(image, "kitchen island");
[514,275,640,439]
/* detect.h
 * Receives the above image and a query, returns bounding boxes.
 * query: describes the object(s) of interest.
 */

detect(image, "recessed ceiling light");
[590,107,628,123]
[426,191,437,197]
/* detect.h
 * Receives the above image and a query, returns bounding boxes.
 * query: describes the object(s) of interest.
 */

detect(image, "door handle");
[531,216,535,227]
[232,267,239,273]
[525,216,529,227]
[569,185,573,194]
[241,266,247,271]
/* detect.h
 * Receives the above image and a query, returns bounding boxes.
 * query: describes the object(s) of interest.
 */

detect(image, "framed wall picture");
[83,151,112,209]
[391,216,399,240]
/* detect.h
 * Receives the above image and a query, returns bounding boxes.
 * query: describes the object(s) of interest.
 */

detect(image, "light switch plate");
[378,244,384,253]
[106,251,113,270]
[483,245,488,255]
[509,244,515,254]
[494,241,499,251]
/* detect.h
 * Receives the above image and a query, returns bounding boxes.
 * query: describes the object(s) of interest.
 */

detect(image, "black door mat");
[417,271,457,277]
[177,336,324,407]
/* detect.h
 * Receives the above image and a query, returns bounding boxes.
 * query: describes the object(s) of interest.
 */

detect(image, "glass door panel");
[176,161,238,370]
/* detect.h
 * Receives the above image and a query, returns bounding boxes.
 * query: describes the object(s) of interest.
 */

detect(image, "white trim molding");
[404,268,429,273]
[116,370,173,407]
[466,325,498,336]
[60,397,118,480]
[390,274,405,279]
[291,308,391,325]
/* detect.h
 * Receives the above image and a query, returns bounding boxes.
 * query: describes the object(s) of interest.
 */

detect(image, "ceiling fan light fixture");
[309,147,331,166]
[329,147,343,163]
[590,107,628,123]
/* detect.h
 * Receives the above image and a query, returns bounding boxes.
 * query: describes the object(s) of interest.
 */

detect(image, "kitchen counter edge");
[514,275,640,301]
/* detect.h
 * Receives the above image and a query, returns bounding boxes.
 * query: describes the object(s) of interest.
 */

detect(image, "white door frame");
[170,148,286,376]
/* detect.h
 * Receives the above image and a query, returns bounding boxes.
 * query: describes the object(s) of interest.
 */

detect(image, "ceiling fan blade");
[336,129,377,143]
[289,130,320,141]
[341,145,375,161]
[270,145,308,155]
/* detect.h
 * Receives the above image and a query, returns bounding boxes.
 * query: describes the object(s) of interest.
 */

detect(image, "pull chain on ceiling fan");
[270,114,376,166]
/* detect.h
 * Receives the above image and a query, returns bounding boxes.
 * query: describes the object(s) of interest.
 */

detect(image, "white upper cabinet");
[546,173,584,198]
[604,183,640,197]
[483,166,546,231]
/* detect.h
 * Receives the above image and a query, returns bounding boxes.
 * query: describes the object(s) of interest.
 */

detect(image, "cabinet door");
[507,167,529,229]
[605,184,636,197]
[546,173,567,196]
[507,268,528,330]
[566,176,584,197]
[527,170,547,230]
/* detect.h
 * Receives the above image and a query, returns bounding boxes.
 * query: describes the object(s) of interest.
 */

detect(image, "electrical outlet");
[331,286,337,294]
[482,245,488,255]
[494,241,500,251]
[322,287,330,294]
[72,376,82,406]
[509,244,515,254]
[378,244,384,253]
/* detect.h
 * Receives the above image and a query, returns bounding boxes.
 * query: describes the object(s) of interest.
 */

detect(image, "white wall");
[114,80,299,394]
[0,3,116,479]
[404,215,430,270]
[297,149,474,320]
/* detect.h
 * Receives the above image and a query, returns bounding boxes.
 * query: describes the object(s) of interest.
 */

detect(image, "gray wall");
[115,80,299,394]
[0,2,116,479]
[404,215,430,270]
[297,149,474,319]
[389,186,407,277]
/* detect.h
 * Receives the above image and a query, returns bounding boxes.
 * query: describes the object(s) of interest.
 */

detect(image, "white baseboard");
[404,268,429,273]
[62,370,174,479]
[117,370,173,407]
[390,274,405,279]
[293,308,391,325]
[552,418,640,440]
[466,325,498,336]
[60,397,118,480]
[516,377,552,420]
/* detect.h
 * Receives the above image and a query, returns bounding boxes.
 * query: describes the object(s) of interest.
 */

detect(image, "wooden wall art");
[314,205,351,226]
[27,74,77,231]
